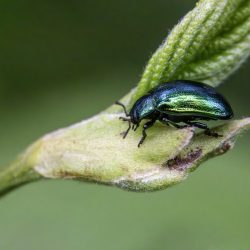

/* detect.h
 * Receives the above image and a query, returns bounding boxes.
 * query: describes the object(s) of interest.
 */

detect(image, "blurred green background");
[0,1,249,249]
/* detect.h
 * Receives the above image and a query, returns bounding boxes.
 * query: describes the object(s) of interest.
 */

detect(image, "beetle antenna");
[115,101,130,117]
[119,117,131,122]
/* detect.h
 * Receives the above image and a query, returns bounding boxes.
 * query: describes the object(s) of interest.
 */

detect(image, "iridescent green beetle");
[116,80,233,147]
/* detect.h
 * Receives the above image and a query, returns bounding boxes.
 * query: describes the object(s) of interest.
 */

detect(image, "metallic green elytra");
[116,80,234,147]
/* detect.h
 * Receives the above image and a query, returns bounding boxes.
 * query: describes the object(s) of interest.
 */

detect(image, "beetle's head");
[129,110,141,126]
[115,101,140,136]
[129,94,155,124]
[119,115,140,131]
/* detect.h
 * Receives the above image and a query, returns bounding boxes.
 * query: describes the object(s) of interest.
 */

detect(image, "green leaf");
[32,114,194,187]
[166,118,250,173]
[113,119,250,191]
[0,116,249,194]
[132,0,250,104]
[0,0,249,197]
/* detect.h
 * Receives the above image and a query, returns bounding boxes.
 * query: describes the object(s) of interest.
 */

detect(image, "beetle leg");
[121,120,131,139]
[133,124,139,131]
[185,121,222,138]
[160,118,170,126]
[138,120,155,147]
[204,129,222,138]
[185,121,207,129]
[161,118,189,129]
[118,117,132,138]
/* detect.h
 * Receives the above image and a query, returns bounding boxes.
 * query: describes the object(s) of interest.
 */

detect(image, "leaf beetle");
[116,80,233,147]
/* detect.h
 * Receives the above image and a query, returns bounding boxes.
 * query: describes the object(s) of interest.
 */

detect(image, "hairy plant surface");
[0,0,250,197]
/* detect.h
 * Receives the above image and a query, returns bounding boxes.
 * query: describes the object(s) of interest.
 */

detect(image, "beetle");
[116,80,233,147]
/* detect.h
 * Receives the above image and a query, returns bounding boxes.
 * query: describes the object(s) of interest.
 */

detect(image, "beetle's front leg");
[185,121,222,138]
[138,120,156,147]
[119,117,131,138]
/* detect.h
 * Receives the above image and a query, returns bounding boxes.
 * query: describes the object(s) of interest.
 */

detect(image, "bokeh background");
[0,1,249,249]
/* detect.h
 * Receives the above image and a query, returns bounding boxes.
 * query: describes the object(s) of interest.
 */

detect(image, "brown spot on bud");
[165,148,202,171]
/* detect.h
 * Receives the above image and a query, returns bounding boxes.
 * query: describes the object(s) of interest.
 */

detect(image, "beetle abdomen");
[152,80,233,120]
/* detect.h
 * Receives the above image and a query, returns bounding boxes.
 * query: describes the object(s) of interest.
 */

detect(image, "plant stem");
[0,161,41,197]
